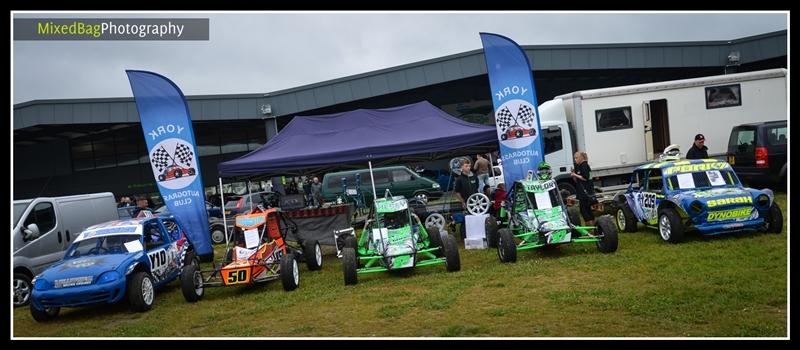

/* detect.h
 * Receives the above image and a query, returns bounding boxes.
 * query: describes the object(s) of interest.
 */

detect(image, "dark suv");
[727,120,787,188]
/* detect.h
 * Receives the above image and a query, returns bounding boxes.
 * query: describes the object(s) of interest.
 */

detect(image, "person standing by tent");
[454,158,478,211]
[473,153,491,191]
[571,151,596,227]
[311,176,323,208]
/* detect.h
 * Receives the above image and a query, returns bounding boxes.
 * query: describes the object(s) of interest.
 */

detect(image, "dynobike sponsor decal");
[663,162,729,176]
[706,207,757,222]
[523,180,556,193]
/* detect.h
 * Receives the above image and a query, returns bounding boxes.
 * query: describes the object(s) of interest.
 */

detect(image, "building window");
[595,106,633,132]
[71,141,94,171]
[705,84,742,109]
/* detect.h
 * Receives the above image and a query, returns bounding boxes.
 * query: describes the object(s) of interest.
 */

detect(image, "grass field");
[13,194,787,337]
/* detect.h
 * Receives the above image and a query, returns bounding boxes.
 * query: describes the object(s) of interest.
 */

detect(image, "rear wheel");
[344,235,357,249]
[766,202,783,234]
[128,272,155,312]
[180,263,204,302]
[304,240,323,271]
[30,304,60,322]
[442,234,461,272]
[343,248,358,285]
[616,202,638,233]
[497,228,517,263]
[280,253,299,291]
[658,208,684,243]
[427,227,443,257]
[485,215,499,248]
[595,216,618,253]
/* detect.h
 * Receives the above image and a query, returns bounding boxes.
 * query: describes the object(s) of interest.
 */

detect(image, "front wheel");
[304,240,323,271]
[658,208,685,243]
[342,248,358,286]
[180,263,204,302]
[442,234,461,272]
[595,216,618,253]
[14,273,32,307]
[497,228,517,263]
[485,215,499,248]
[30,304,60,322]
[128,272,155,312]
[280,253,299,291]
[766,202,783,234]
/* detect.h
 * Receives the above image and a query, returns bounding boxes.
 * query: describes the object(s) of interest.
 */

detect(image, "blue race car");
[29,216,196,322]
[614,146,783,243]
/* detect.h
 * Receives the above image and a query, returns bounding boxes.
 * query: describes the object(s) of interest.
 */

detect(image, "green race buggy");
[341,195,460,285]
[491,177,618,262]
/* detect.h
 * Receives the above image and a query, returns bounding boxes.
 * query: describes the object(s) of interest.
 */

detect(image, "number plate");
[223,268,251,285]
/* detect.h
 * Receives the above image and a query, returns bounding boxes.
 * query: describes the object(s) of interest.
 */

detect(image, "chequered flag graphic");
[174,143,194,166]
[151,147,171,173]
[495,106,515,132]
[517,104,535,127]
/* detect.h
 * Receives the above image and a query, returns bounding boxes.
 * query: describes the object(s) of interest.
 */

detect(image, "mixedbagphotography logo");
[14,18,209,40]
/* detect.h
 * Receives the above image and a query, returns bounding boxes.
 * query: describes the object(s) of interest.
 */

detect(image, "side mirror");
[23,223,41,241]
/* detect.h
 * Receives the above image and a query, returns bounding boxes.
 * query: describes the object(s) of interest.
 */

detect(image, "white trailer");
[538,68,787,195]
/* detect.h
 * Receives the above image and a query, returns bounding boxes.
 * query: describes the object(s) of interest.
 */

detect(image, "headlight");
[97,271,121,284]
[690,200,704,214]
[756,195,770,209]
[126,263,137,275]
[432,183,440,189]
[33,278,50,290]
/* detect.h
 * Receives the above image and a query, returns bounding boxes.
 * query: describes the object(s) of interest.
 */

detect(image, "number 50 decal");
[223,268,251,285]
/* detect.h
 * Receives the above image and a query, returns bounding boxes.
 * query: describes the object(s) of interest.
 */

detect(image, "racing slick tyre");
[658,208,685,244]
[595,215,619,253]
[304,240,323,271]
[30,304,60,322]
[766,202,783,234]
[210,224,226,245]
[174,169,183,178]
[485,215,499,248]
[158,174,166,182]
[343,248,358,286]
[280,253,299,291]
[501,133,508,141]
[344,235,357,249]
[128,272,155,312]
[497,228,517,263]
[188,168,196,176]
[14,273,32,307]
[180,263,204,302]
[515,129,524,138]
[615,202,638,233]
[442,234,461,272]
[427,227,444,257]
[568,206,582,227]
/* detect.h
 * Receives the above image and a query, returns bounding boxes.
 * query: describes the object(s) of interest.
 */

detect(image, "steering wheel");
[87,246,108,255]
[466,193,491,215]
[107,245,125,254]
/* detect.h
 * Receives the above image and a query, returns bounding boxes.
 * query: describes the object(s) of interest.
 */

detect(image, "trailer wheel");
[280,253,299,291]
[180,263,204,302]
[658,208,684,243]
[304,240,323,271]
[497,228,517,263]
[30,304,60,322]
[343,248,358,285]
[441,234,461,272]
[595,216,619,253]
[766,203,783,234]
[616,202,638,233]
[485,215,499,248]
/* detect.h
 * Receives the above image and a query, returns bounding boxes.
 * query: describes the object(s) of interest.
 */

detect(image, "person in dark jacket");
[686,133,709,159]
[571,151,595,227]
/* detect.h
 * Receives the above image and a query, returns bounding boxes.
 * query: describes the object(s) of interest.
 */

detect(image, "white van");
[13,192,118,307]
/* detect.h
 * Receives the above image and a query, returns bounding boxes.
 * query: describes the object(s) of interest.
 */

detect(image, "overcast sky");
[12,12,788,104]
